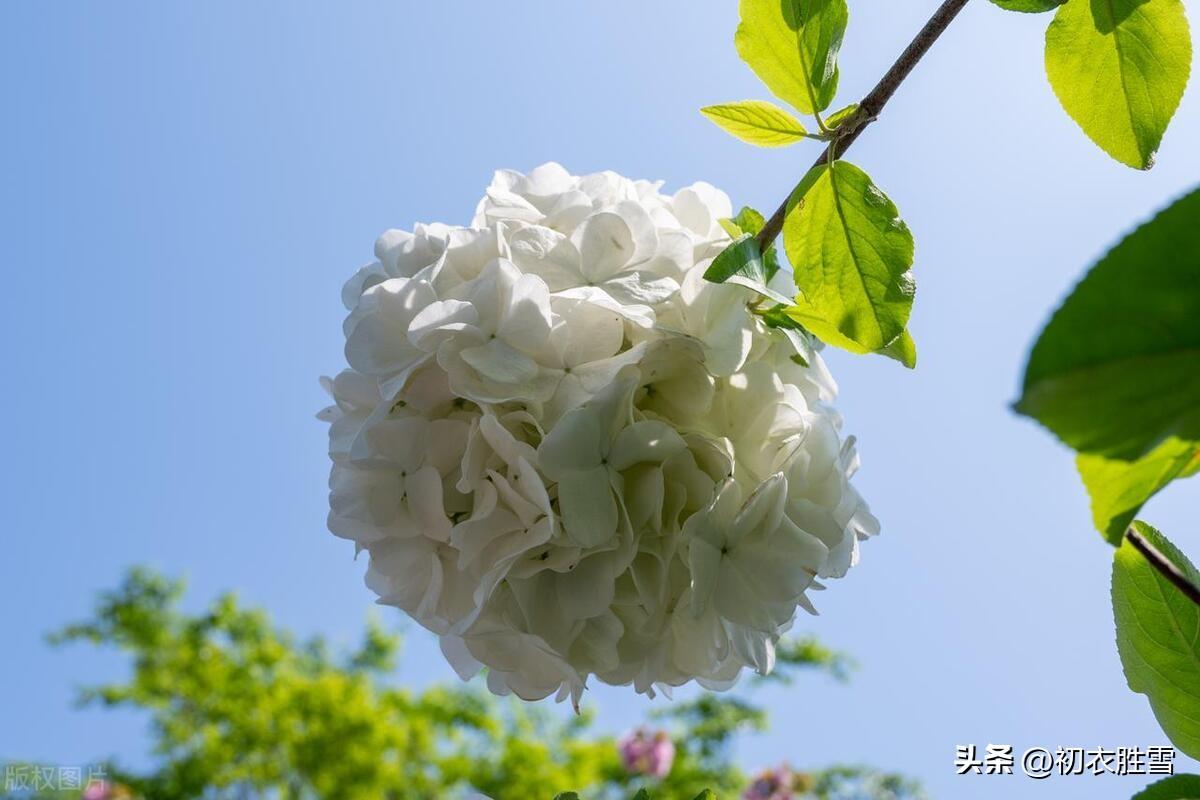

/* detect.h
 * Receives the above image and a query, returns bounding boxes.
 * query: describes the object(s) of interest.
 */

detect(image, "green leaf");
[1045,0,1192,169]
[720,206,781,280]
[824,102,860,129]
[554,794,582,800]
[717,218,742,239]
[1015,187,1200,460]
[761,305,817,367]
[880,329,918,369]
[692,792,719,800]
[701,100,809,147]
[735,0,848,115]
[704,234,794,305]
[1079,438,1200,546]
[732,206,767,236]
[1112,521,1200,760]
[990,0,1065,12]
[1133,775,1200,799]
[630,791,652,800]
[782,160,915,354]
[705,234,763,283]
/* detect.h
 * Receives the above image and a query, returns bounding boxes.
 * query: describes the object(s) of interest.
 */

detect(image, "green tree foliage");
[46,568,617,800]
[36,568,920,800]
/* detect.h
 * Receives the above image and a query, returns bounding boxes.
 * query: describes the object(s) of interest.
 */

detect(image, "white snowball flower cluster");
[322,163,879,706]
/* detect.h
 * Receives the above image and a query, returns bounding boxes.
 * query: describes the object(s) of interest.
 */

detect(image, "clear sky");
[3,2,1199,798]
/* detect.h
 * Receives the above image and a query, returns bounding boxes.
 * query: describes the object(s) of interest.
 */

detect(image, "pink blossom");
[743,766,795,800]
[617,728,676,778]
[81,782,112,800]
[81,781,131,800]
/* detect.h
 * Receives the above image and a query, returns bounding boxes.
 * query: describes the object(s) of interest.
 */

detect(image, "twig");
[756,0,972,253]
[1126,527,1200,608]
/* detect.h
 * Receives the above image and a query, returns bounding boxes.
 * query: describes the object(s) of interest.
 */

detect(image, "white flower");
[417,259,559,404]
[322,163,879,703]
[343,277,437,399]
[538,369,688,547]
[686,476,827,670]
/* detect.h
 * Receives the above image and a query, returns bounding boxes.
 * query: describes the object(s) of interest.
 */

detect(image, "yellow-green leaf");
[1045,0,1192,169]
[991,0,1065,12]
[824,102,860,129]
[701,100,809,147]
[735,0,848,115]
[880,330,918,369]
[1079,439,1200,546]
[782,161,915,354]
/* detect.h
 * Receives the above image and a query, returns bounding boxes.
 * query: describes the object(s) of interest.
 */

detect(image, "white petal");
[537,407,605,477]
[555,553,618,619]
[408,299,478,350]
[729,626,776,674]
[406,465,452,542]
[609,421,688,471]
[557,466,618,548]
[730,474,787,548]
[553,285,656,328]
[498,272,555,355]
[550,295,624,367]
[479,187,543,224]
[459,339,540,384]
[508,226,583,291]
[440,634,484,681]
[571,211,637,281]
[344,278,436,380]
[601,272,679,305]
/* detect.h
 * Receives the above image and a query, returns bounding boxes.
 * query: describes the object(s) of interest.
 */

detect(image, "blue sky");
[2,2,1199,798]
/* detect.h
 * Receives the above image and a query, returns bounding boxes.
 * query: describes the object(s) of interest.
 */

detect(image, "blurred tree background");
[2,569,921,800]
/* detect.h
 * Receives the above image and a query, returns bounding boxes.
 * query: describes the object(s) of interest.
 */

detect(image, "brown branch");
[755,0,972,253]
[1126,527,1200,608]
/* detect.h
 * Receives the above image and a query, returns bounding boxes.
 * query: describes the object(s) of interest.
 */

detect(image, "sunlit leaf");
[1078,439,1200,546]
[701,100,809,147]
[731,206,767,235]
[1045,0,1191,168]
[824,102,860,129]
[879,329,917,369]
[719,206,781,280]
[735,0,848,114]
[782,161,915,354]
[760,305,817,367]
[705,234,794,305]
[989,0,1065,12]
